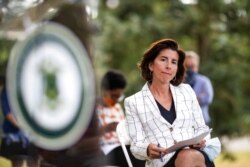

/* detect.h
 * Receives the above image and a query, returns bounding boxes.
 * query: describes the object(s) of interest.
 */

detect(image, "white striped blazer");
[124,83,210,167]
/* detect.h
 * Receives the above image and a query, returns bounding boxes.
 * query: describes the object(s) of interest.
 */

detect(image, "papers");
[167,129,212,153]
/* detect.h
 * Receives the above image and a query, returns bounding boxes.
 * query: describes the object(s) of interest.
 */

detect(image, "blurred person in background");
[184,51,214,125]
[97,69,145,167]
[0,75,38,166]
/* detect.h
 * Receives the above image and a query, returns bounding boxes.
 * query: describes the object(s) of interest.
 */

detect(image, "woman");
[124,39,215,167]
[97,69,145,166]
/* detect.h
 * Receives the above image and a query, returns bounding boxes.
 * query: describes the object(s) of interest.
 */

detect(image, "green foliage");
[0,40,14,76]
[94,0,250,136]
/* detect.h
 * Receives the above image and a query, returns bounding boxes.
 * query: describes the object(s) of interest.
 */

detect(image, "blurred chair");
[116,120,133,167]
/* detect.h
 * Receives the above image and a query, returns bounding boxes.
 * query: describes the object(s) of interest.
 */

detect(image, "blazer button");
[174,140,177,144]
[169,127,173,132]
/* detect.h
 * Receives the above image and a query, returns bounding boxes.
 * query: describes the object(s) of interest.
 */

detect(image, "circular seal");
[7,22,96,150]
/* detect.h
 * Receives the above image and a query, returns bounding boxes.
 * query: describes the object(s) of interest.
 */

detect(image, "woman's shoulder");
[172,83,197,98]
[172,83,192,90]
[124,83,148,101]
[125,90,142,102]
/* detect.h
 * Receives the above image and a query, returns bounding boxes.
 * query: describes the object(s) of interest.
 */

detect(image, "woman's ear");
[148,62,153,72]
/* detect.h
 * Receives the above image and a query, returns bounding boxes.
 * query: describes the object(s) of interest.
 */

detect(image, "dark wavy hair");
[101,69,127,90]
[138,39,186,86]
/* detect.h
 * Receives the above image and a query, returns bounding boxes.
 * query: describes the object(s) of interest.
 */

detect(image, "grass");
[0,151,249,167]
[215,151,250,167]
[0,156,11,167]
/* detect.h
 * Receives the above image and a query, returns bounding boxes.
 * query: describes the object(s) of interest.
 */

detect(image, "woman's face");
[149,49,178,84]
[103,88,124,107]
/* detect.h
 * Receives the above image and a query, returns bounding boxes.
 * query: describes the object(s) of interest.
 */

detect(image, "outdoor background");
[93,0,250,137]
[0,0,250,166]
[92,0,250,166]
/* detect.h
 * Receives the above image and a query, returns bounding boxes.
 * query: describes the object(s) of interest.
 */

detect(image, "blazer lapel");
[170,84,178,114]
[141,83,171,125]
[170,84,185,126]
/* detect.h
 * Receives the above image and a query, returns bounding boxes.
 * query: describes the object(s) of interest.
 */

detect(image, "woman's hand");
[104,122,118,132]
[190,139,206,149]
[147,143,167,160]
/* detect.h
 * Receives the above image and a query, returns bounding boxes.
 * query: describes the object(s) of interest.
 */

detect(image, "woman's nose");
[165,61,171,69]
